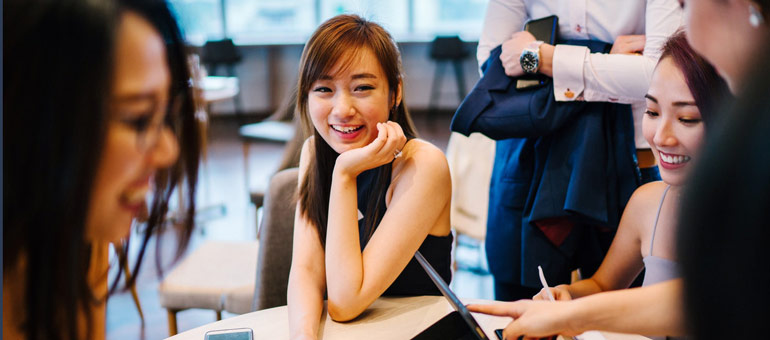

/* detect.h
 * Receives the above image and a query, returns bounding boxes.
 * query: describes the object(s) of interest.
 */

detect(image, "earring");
[749,2,765,28]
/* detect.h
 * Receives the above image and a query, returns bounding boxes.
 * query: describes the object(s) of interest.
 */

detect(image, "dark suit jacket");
[451,41,640,286]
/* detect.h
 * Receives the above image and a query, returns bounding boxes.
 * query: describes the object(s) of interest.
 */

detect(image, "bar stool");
[201,39,245,124]
[427,36,470,125]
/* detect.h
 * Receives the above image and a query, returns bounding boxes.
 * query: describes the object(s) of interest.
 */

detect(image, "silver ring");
[394,149,403,159]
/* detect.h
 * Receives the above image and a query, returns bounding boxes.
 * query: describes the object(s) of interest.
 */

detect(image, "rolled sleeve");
[552,44,589,101]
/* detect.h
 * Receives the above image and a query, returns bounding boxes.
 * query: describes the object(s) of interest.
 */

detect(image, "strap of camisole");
[649,185,671,256]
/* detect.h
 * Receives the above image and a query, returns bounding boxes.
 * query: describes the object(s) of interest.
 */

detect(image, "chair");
[224,167,299,314]
[201,39,245,123]
[158,241,259,335]
[240,91,298,211]
[445,133,494,275]
[427,36,470,124]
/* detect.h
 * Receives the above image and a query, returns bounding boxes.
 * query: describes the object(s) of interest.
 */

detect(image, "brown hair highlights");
[297,14,416,247]
[659,30,731,127]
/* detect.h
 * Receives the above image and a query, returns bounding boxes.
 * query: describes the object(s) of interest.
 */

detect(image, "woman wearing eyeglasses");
[4,0,200,339]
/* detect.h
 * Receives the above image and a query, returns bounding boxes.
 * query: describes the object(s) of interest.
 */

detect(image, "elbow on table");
[327,299,367,322]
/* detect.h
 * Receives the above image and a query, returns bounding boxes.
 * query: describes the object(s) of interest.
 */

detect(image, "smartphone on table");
[204,328,254,340]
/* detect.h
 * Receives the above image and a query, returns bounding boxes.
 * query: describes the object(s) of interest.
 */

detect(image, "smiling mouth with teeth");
[331,125,364,134]
[659,152,691,164]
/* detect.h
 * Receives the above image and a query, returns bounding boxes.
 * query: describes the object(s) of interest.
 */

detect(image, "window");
[319,0,409,37]
[169,0,488,45]
[226,0,316,44]
[413,0,487,40]
[169,0,224,45]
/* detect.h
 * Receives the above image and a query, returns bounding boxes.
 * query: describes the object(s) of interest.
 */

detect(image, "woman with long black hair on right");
[676,0,770,338]
[468,31,730,339]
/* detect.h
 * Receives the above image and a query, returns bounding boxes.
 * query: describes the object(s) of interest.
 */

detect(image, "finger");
[627,38,645,50]
[522,30,536,41]
[364,123,387,153]
[503,321,544,340]
[386,121,406,149]
[466,302,519,316]
[504,64,523,77]
[502,322,525,340]
[373,122,398,160]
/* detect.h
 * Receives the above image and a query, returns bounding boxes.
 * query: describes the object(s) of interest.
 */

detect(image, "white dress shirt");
[477,0,683,148]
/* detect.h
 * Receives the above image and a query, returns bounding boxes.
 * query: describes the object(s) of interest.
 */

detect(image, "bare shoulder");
[390,139,451,199]
[629,181,669,206]
[397,139,450,177]
[622,181,669,225]
[402,139,447,164]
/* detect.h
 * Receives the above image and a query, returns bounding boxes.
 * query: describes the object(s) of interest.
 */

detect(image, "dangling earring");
[749,2,765,28]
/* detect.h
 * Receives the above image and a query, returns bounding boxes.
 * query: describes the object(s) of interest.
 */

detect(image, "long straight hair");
[297,14,417,247]
[3,0,200,338]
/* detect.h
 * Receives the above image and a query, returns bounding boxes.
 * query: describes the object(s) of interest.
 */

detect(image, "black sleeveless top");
[356,165,453,296]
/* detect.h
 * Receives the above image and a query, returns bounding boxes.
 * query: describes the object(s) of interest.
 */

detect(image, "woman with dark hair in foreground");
[677,42,770,340]
[3,0,200,338]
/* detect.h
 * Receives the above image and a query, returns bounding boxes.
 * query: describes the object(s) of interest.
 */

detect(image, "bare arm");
[325,124,452,321]
[287,139,327,340]
[537,183,665,301]
[469,279,686,338]
[568,280,685,336]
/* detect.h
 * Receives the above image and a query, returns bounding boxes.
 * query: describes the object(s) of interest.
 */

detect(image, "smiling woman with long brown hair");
[287,15,453,340]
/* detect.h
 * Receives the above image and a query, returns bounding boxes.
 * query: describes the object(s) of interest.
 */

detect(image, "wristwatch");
[519,40,544,74]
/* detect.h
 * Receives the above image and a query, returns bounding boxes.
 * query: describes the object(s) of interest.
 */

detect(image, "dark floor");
[105,112,493,339]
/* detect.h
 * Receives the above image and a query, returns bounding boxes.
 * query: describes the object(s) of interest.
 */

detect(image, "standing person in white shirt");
[477,0,683,301]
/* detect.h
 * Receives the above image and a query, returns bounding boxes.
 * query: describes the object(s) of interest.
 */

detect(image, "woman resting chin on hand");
[287,14,453,340]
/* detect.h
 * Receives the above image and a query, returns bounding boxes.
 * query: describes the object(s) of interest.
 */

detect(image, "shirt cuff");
[552,44,589,101]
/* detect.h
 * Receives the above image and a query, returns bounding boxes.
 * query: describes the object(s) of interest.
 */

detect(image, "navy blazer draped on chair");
[451,41,640,287]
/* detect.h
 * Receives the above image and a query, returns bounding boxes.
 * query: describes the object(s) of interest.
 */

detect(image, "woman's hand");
[333,121,406,178]
[532,284,573,301]
[499,31,536,77]
[467,300,579,340]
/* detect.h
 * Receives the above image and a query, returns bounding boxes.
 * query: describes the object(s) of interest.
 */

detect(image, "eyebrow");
[318,73,378,81]
[644,94,697,107]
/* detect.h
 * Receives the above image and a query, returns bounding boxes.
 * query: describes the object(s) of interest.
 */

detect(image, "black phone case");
[517,15,559,90]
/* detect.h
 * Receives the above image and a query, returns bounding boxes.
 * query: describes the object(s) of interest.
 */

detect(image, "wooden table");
[167,296,651,340]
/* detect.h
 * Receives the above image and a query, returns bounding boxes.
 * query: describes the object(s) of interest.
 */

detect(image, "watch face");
[520,51,538,73]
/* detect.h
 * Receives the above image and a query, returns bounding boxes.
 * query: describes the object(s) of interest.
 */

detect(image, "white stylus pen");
[537,266,577,340]
[537,266,556,302]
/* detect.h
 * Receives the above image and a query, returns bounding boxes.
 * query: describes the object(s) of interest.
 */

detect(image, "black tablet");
[411,251,500,340]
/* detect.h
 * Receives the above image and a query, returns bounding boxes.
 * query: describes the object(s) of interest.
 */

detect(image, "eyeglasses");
[116,95,182,152]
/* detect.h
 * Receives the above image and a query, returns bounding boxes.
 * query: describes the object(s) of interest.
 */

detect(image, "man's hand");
[499,31,537,77]
[610,35,646,55]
